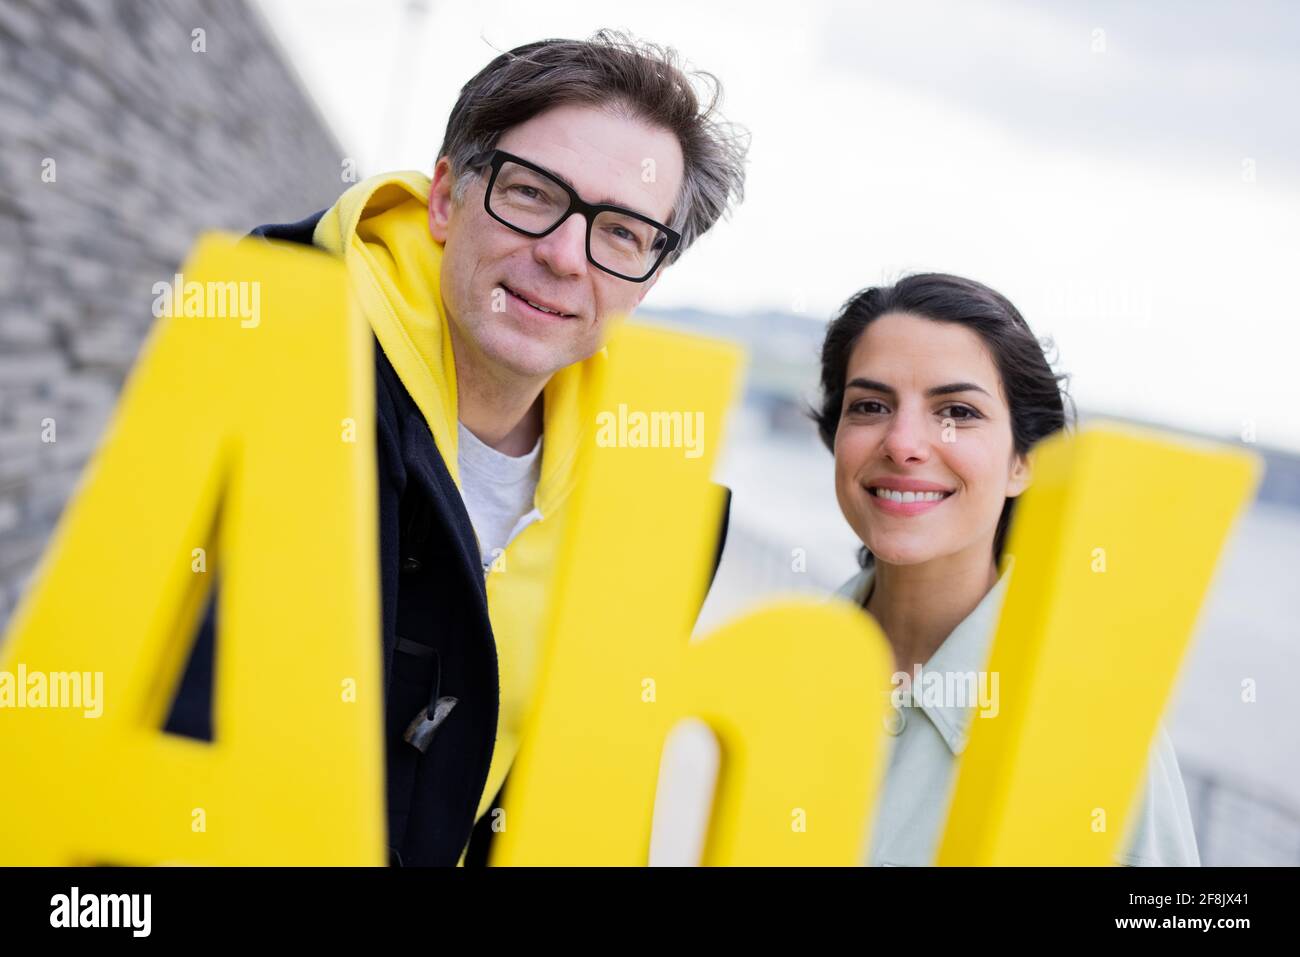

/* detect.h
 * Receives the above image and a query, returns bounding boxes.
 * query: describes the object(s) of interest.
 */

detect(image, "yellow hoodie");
[313,171,605,855]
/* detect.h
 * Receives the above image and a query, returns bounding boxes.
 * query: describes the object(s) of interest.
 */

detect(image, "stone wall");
[0,0,347,626]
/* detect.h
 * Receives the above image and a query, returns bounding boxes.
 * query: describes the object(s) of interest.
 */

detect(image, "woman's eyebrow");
[845,378,991,398]
[846,378,895,396]
[926,381,992,398]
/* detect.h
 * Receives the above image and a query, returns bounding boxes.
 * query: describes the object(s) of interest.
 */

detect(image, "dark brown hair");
[814,273,1074,567]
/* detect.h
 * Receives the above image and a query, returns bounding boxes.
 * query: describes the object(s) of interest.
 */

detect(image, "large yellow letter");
[0,234,384,864]
[491,323,895,866]
[937,424,1259,865]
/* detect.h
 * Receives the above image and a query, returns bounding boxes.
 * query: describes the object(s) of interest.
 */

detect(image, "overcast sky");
[253,0,1300,452]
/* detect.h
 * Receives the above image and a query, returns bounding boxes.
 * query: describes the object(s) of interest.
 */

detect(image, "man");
[164,30,748,865]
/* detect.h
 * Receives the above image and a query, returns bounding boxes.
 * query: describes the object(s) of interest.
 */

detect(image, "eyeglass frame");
[472,148,682,283]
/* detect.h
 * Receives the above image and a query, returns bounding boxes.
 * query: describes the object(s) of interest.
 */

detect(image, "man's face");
[429,103,685,383]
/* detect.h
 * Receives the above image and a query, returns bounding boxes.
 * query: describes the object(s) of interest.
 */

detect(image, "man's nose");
[881,405,931,465]
[532,214,588,278]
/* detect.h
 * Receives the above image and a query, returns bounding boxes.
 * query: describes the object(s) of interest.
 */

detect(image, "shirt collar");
[836,555,1015,755]
[457,420,542,484]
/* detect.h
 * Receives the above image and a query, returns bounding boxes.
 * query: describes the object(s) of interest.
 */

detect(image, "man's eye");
[939,404,980,420]
[510,184,545,201]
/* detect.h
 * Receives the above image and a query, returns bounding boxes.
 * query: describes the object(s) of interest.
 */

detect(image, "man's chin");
[481,336,574,382]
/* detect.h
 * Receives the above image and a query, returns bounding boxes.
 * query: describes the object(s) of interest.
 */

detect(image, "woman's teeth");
[871,488,951,503]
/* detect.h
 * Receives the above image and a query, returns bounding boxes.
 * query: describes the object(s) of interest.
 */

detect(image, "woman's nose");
[881,407,931,465]
[532,214,589,278]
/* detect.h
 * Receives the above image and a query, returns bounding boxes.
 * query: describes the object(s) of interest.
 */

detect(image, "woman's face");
[833,311,1031,567]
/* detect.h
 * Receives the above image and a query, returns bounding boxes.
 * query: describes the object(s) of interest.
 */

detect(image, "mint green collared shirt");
[835,561,1201,867]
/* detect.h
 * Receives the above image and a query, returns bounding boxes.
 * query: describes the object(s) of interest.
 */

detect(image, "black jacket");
[163,211,730,865]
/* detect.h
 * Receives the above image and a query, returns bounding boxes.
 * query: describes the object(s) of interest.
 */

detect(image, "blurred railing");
[1183,762,1300,866]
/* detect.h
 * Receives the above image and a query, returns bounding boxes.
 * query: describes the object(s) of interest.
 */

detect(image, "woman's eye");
[939,404,981,420]
[849,399,888,415]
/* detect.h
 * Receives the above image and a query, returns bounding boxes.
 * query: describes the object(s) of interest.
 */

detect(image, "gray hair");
[439,30,749,264]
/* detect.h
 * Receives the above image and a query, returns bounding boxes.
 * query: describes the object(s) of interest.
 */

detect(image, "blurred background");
[1,0,1296,864]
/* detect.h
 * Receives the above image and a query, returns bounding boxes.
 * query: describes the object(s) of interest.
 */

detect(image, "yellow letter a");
[0,234,384,864]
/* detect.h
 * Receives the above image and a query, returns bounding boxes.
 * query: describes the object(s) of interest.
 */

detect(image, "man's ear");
[1007,449,1033,498]
[428,156,456,243]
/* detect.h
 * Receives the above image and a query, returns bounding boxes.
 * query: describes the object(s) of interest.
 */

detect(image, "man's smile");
[499,283,579,320]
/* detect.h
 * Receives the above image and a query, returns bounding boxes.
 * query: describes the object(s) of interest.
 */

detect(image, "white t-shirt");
[457,421,542,574]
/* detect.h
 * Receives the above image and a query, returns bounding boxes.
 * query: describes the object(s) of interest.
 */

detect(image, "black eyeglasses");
[475,149,680,283]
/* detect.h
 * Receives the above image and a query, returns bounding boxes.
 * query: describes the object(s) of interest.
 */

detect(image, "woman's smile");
[867,485,956,516]
[864,477,956,517]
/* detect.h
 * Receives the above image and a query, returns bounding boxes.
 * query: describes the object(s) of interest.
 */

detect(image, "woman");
[814,273,1200,866]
